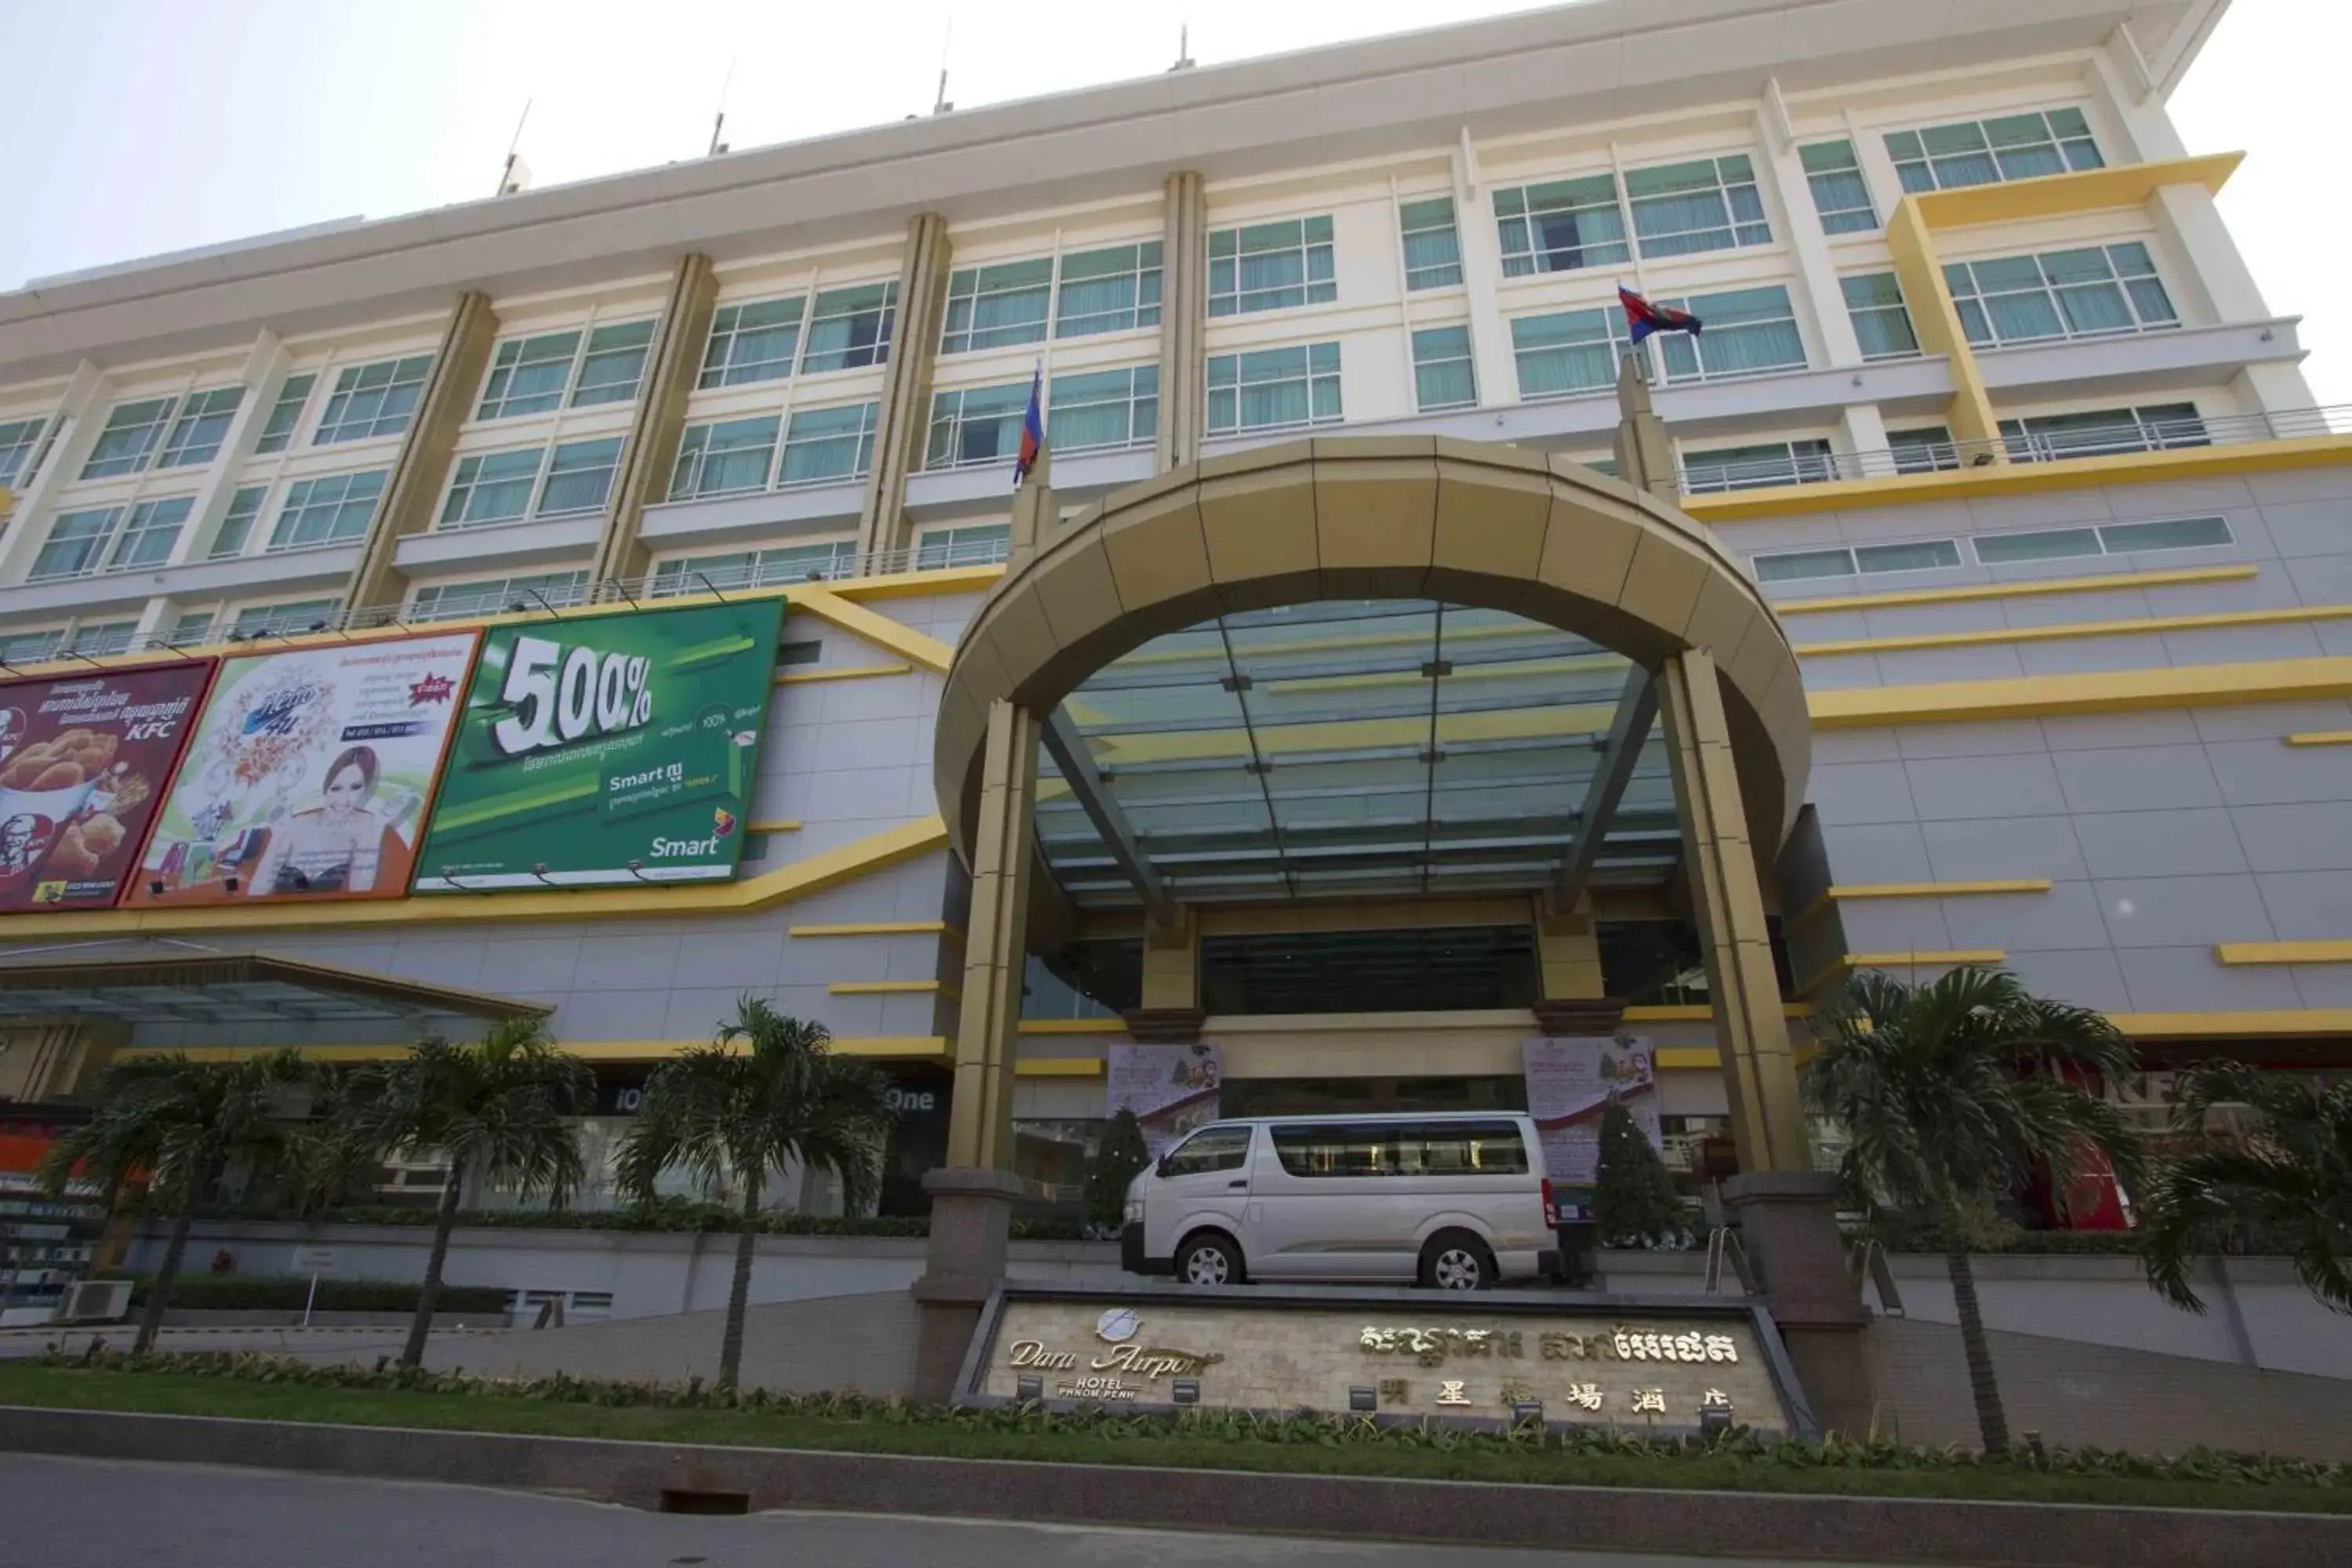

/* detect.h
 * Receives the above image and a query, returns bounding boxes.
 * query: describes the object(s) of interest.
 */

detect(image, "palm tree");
[614,997,895,1392]
[1802,967,2146,1454]
[2140,1062,2352,1315]
[38,1050,310,1355]
[337,1018,590,1368]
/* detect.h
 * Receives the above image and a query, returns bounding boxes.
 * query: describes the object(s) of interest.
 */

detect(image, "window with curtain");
[1998,404,2207,463]
[780,402,880,486]
[1494,174,1627,276]
[1798,140,1876,234]
[1653,286,1806,383]
[314,354,434,444]
[1208,217,1337,316]
[942,260,1053,354]
[1055,241,1162,337]
[700,297,806,388]
[31,507,122,580]
[1411,326,1476,412]
[80,397,176,479]
[477,331,582,419]
[670,416,780,499]
[1206,343,1341,434]
[254,373,316,453]
[166,612,215,647]
[1679,440,1835,494]
[1050,365,1157,452]
[0,416,48,487]
[106,495,193,569]
[1944,243,2177,349]
[229,599,339,638]
[1886,107,2102,194]
[914,523,1011,571]
[157,387,245,469]
[537,437,625,516]
[0,629,67,663]
[1842,273,1919,360]
[409,571,590,623]
[211,485,270,558]
[1399,198,1463,290]
[651,541,859,597]
[269,470,387,550]
[802,282,898,373]
[572,320,656,406]
[926,382,1031,468]
[65,622,136,657]
[1511,307,1632,401]
[1889,426,1960,473]
[441,449,543,528]
[1625,154,1771,258]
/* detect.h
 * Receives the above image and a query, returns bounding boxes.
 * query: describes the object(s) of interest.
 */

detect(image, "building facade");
[0,0,2343,1225]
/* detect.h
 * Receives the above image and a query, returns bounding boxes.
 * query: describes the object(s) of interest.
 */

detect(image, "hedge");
[126,1274,510,1315]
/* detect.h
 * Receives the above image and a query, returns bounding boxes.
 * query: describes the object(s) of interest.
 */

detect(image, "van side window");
[1160,1126,1252,1176]
[1271,1120,1530,1178]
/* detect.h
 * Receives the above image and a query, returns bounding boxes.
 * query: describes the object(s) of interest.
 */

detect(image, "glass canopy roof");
[1036,600,1677,910]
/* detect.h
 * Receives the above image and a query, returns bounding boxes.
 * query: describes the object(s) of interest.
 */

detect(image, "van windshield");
[1269,1120,1530,1178]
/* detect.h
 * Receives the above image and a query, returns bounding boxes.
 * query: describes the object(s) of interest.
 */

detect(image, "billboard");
[412,600,783,891]
[0,662,214,912]
[1521,1034,1661,1192]
[1107,1042,1225,1159]
[125,633,480,906]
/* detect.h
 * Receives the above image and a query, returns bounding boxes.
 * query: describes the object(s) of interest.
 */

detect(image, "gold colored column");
[1659,649,1811,1174]
[1139,906,1200,1010]
[1155,171,1207,472]
[593,252,719,585]
[945,699,1040,1171]
[1885,198,2004,460]
[857,212,953,560]
[1534,894,1606,1000]
[345,291,499,612]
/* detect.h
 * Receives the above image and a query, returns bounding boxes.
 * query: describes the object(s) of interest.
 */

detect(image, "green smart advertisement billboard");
[412,600,784,891]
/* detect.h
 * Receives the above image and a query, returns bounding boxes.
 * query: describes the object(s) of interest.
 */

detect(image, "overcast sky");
[0,0,2336,402]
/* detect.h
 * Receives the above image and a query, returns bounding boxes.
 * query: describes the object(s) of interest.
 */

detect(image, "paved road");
[2,1454,1939,1567]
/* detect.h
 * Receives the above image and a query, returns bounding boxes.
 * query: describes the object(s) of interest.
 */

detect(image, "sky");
[0,0,2338,401]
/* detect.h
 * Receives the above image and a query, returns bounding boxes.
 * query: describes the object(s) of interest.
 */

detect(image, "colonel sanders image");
[0,813,45,877]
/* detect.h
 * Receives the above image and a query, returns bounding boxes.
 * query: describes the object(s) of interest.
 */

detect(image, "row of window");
[646,523,1011,597]
[1751,511,2234,585]
[27,465,391,580]
[1683,403,2209,498]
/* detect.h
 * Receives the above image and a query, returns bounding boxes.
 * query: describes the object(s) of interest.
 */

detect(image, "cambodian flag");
[1013,365,1044,485]
[1619,286,1702,345]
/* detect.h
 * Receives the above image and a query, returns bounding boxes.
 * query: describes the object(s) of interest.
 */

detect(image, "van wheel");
[1419,1232,1494,1291]
[1177,1232,1244,1287]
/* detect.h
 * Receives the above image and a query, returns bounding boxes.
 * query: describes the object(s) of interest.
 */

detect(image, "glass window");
[1158,1125,1252,1176]
[1798,140,1876,234]
[1206,343,1342,434]
[211,485,269,558]
[1208,216,1338,317]
[1411,325,1477,412]
[106,495,193,569]
[477,330,580,420]
[2099,515,2232,553]
[1056,241,1163,338]
[1753,546,1857,583]
[315,354,434,444]
[0,416,47,487]
[156,386,244,469]
[1973,526,2104,564]
[1889,426,1960,473]
[699,297,804,388]
[1945,243,2177,349]
[439,448,543,529]
[1494,173,1628,277]
[66,621,136,658]
[254,373,315,453]
[165,611,214,647]
[80,397,176,479]
[1855,539,1963,573]
[0,629,67,663]
[409,571,590,623]
[537,436,624,517]
[942,258,1053,354]
[651,541,860,597]
[1655,285,1806,383]
[1269,1120,1529,1178]
[1625,154,1771,258]
[1999,403,2206,462]
[926,382,1031,470]
[572,319,655,407]
[1886,107,2102,194]
[669,415,780,499]
[1049,365,1157,453]
[802,281,898,373]
[1842,273,1919,360]
[1681,440,1835,494]
[30,507,122,580]
[1511,307,1631,401]
[268,469,387,550]
[779,402,880,487]
[1972,515,2231,564]
[229,599,339,638]
[1399,197,1463,290]
[914,522,1011,571]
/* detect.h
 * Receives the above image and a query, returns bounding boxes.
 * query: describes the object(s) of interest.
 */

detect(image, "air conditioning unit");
[56,1279,132,1323]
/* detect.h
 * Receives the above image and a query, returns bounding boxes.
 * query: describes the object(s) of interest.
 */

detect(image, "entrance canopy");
[0,952,550,1027]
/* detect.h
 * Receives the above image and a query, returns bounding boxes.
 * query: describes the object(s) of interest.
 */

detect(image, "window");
[699,297,804,388]
[1269,1120,1530,1178]
[914,522,1011,571]
[1056,241,1162,338]
[268,469,387,550]
[669,415,780,499]
[1945,243,2177,349]
[1411,325,1476,412]
[1973,514,2230,565]
[65,621,136,658]
[30,507,121,580]
[229,599,338,639]
[314,354,433,444]
[1494,173,1628,276]
[0,629,66,663]
[2100,515,2235,552]
[1625,154,1771,257]
[1886,107,2102,194]
[1843,274,1919,360]
[1889,426,1960,473]
[537,437,624,517]
[0,416,46,487]
[1511,308,1632,401]
[477,330,580,419]
[81,397,176,479]
[254,373,314,453]
[106,495,193,569]
[1799,140,1876,234]
[211,485,268,558]
[157,387,244,469]
[801,281,897,373]
[1752,539,1962,583]
[1399,197,1463,290]
[1681,440,1835,494]
[408,571,590,623]
[1654,285,1806,383]
[779,403,879,487]
[165,611,214,647]
[942,259,1052,354]
[572,320,655,407]
[1206,343,1341,434]
[927,383,1029,469]
[1050,365,1157,452]
[1208,216,1337,316]
[1999,403,2207,463]
[1158,1125,1251,1177]
[440,449,543,528]
[651,542,859,597]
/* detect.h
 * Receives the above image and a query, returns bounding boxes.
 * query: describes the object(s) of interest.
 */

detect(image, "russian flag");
[1619,286,1702,345]
[1014,365,1045,485]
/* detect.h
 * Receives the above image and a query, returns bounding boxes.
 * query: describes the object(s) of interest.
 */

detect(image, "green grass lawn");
[1,1361,2347,1515]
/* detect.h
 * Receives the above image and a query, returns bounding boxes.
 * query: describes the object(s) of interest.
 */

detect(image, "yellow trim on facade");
[1774,565,2258,617]
[775,662,913,685]
[746,819,801,834]
[1015,1057,1108,1077]
[1798,604,2352,659]
[1018,1018,1131,1035]
[2215,941,2352,967]
[1800,949,2007,995]
[2286,731,2352,747]
[1882,194,2000,454]
[827,979,954,996]
[789,586,953,673]
[1619,1004,1816,1022]
[2107,1010,2352,1040]
[1791,880,2053,931]
[1910,153,2240,230]
[1808,657,2352,730]
[791,920,955,938]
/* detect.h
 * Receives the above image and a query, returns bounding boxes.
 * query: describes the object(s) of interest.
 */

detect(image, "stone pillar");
[1610,354,1678,503]
[1123,905,1204,1041]
[1155,171,1208,472]
[1534,892,1606,1001]
[1449,130,1514,415]
[344,290,499,612]
[0,361,106,584]
[858,212,953,560]
[593,252,719,586]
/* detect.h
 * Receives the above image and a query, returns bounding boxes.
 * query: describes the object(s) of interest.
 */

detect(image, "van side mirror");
[1154,1152,1176,1179]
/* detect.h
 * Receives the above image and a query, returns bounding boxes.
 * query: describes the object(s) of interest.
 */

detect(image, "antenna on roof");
[709,58,735,156]
[497,99,534,196]
[1172,23,1195,71]
[934,16,954,113]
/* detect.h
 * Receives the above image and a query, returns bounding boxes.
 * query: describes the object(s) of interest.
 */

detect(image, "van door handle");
[1227,1178,1247,1189]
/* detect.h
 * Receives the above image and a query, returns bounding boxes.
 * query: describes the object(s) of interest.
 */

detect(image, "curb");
[4,1405,2349,1566]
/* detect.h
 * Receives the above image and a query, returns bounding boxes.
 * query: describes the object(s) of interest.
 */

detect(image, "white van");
[1120,1112,1563,1290]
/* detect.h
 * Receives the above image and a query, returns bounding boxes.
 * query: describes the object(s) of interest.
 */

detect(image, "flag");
[1014,364,1045,485]
[1619,286,1702,345]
